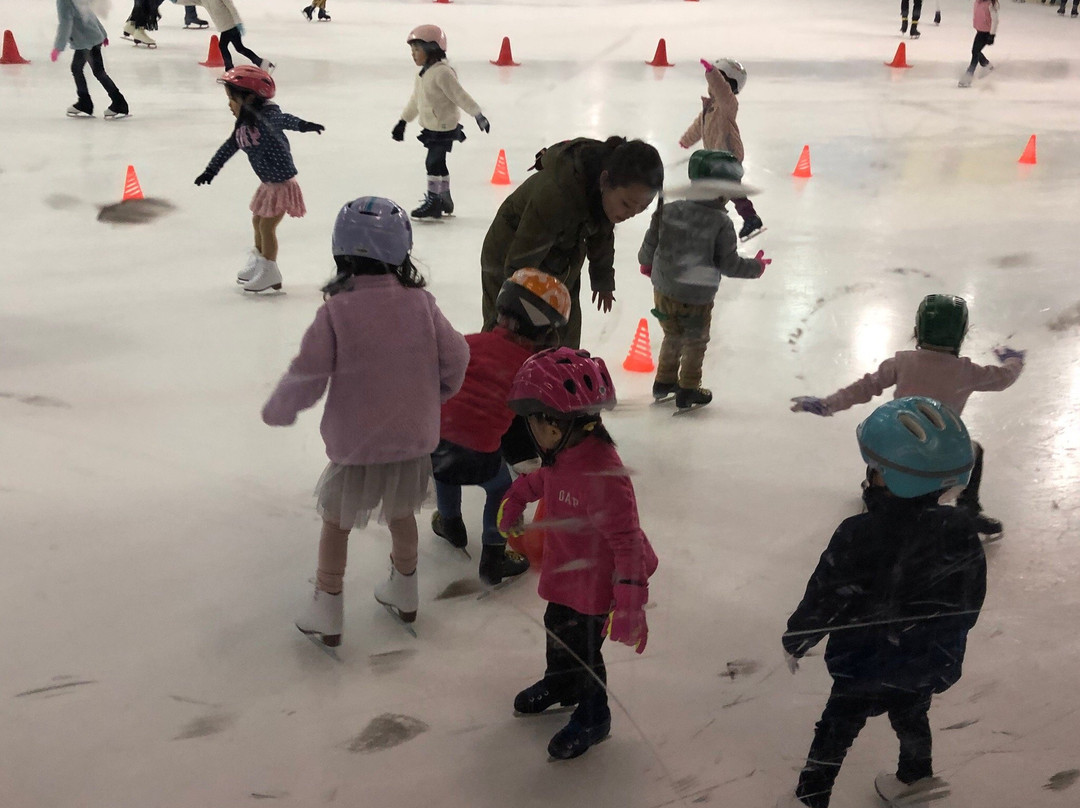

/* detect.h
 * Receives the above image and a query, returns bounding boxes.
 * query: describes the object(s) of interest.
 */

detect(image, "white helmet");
[710,58,747,93]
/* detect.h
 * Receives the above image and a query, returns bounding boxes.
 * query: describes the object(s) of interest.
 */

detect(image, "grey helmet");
[332,197,413,265]
[710,58,747,93]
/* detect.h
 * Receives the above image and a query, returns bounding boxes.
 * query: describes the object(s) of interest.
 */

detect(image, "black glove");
[475,113,490,134]
[391,119,406,141]
[986,33,995,45]
[194,171,214,186]
[298,121,325,134]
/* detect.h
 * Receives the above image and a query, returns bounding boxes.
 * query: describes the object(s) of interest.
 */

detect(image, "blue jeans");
[434,463,512,546]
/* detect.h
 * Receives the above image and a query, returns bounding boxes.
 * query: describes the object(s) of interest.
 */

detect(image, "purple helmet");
[509,347,617,419]
[332,197,413,265]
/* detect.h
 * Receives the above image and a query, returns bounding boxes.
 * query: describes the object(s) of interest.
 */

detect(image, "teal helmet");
[688,149,744,183]
[915,294,968,353]
[857,397,974,498]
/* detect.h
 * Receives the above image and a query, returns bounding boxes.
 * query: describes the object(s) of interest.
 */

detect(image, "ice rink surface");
[2,0,1079,805]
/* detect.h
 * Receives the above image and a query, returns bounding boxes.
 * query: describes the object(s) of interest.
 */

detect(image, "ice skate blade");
[104,112,131,121]
[296,625,341,647]
[673,404,709,416]
[66,111,94,118]
[652,394,676,404]
[184,22,209,29]
[980,532,1004,544]
[133,42,157,49]
[513,704,576,718]
[242,283,284,293]
[376,600,418,636]
[297,626,343,660]
[739,227,767,243]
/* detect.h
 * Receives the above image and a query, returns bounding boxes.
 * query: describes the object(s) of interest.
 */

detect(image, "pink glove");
[755,250,771,275]
[103,37,109,47]
[639,264,652,278]
[700,58,714,72]
[604,582,649,654]
[50,48,60,62]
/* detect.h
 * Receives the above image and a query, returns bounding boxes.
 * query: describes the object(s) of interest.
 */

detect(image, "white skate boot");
[374,563,418,623]
[874,772,949,806]
[242,258,283,292]
[237,249,261,284]
[122,20,136,38]
[295,588,343,647]
[132,28,157,48]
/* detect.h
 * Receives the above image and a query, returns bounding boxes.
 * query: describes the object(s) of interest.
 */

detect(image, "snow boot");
[432,511,468,549]
[738,215,764,241]
[411,192,444,220]
[513,680,577,715]
[295,587,343,647]
[242,258,283,292]
[547,714,611,760]
[478,543,529,587]
[675,386,713,411]
[374,563,418,623]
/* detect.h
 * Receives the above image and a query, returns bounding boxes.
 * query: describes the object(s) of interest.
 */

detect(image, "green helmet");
[688,149,744,183]
[915,294,968,353]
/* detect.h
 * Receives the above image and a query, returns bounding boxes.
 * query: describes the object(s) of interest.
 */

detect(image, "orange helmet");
[496,268,571,341]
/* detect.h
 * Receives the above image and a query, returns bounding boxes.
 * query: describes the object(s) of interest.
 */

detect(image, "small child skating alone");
[638,150,770,412]
[678,58,765,242]
[959,0,998,87]
[195,66,324,292]
[52,0,130,119]
[432,269,571,585]
[777,396,987,808]
[179,0,272,71]
[497,347,658,760]
[791,294,1024,539]
[900,0,924,38]
[263,197,469,647]
[301,0,330,21]
[391,24,490,220]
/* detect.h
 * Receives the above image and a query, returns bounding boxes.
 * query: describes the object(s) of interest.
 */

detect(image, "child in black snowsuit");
[779,397,987,808]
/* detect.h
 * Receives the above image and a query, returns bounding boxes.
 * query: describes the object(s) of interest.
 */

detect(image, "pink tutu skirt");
[250,178,306,218]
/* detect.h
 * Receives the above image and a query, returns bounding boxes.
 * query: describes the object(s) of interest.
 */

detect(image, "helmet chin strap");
[529,415,598,466]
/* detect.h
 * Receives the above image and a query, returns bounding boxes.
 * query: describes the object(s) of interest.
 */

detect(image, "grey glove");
[475,113,490,133]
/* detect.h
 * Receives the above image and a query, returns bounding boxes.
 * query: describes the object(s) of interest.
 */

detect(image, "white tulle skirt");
[315,457,433,529]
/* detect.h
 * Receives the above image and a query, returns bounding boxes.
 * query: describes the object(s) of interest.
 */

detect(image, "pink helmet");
[218,65,276,99]
[406,24,447,51]
[509,347,617,419]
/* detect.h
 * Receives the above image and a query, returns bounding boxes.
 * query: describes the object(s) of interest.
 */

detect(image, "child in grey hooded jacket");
[638,150,769,411]
[52,0,129,119]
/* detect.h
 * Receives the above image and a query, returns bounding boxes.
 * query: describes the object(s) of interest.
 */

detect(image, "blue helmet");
[331,197,413,265]
[856,397,974,498]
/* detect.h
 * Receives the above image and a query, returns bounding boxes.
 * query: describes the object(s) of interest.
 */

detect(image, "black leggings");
[425,143,451,176]
[901,0,922,22]
[71,47,127,112]
[218,26,263,71]
[540,602,610,727]
[967,31,992,73]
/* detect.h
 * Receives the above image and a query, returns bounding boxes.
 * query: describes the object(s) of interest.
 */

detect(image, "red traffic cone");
[490,36,520,67]
[792,145,813,178]
[434,0,452,3]
[885,42,911,68]
[0,30,30,64]
[199,35,225,68]
[646,38,673,67]
[122,165,145,202]
[622,318,655,373]
[490,149,511,185]
[1018,134,1037,165]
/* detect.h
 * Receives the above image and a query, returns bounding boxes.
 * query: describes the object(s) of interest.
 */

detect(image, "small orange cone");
[1018,134,1037,165]
[792,145,813,178]
[490,149,511,185]
[509,498,545,567]
[886,42,911,68]
[490,36,520,67]
[434,0,452,3]
[122,165,144,202]
[0,30,30,64]
[622,318,655,373]
[199,35,225,68]
[646,38,673,67]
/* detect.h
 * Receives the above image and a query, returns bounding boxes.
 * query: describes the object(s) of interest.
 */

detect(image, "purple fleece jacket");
[262,274,470,465]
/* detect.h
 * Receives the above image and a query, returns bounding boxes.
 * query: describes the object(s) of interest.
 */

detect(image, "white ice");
[2,0,1080,806]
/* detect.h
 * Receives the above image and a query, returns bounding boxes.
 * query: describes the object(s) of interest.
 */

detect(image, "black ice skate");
[973,512,1003,542]
[432,511,468,549]
[439,190,454,215]
[478,543,529,587]
[411,192,444,220]
[652,380,677,402]
[184,17,209,28]
[302,6,314,20]
[318,8,331,20]
[514,680,578,715]
[547,716,612,760]
[900,17,909,33]
[674,386,713,414]
[909,23,921,38]
[738,215,765,242]
[934,10,942,23]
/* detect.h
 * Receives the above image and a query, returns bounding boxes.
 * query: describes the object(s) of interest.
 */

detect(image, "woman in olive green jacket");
[480,137,663,348]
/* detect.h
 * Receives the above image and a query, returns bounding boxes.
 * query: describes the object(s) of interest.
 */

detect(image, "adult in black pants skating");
[52,0,129,119]
[900,0,923,36]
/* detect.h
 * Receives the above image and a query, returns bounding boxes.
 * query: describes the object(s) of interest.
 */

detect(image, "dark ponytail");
[322,255,427,298]
[603,139,664,192]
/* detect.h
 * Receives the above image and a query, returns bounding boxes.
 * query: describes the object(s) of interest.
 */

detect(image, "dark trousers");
[71,47,127,113]
[219,26,263,71]
[425,143,451,176]
[901,0,923,22]
[541,602,610,727]
[956,441,985,511]
[732,196,759,222]
[967,31,992,73]
[1059,0,1078,11]
[433,463,513,546]
[796,684,933,808]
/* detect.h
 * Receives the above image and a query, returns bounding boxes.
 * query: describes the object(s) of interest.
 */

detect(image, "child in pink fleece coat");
[497,347,658,761]
[262,197,469,647]
[791,294,1024,539]
[959,0,998,87]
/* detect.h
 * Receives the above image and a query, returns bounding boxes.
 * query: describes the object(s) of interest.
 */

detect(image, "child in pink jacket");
[791,294,1024,539]
[262,197,469,647]
[497,347,658,761]
[959,0,998,87]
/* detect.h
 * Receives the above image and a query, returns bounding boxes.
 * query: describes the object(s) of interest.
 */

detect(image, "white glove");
[784,651,800,675]
[511,458,542,476]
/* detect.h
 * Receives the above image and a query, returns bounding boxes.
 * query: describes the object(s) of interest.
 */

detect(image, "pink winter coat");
[499,435,658,616]
[823,348,1022,416]
[262,274,470,465]
[973,0,999,34]
[678,68,744,161]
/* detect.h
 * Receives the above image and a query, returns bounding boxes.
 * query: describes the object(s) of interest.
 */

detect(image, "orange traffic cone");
[509,498,545,567]
[0,30,30,64]
[490,149,511,185]
[622,318,655,373]
[490,36,520,66]
[647,38,673,67]
[199,35,225,68]
[886,42,911,68]
[1018,134,1037,165]
[122,165,144,202]
[434,0,452,3]
[792,145,813,178]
